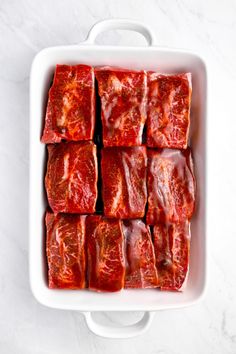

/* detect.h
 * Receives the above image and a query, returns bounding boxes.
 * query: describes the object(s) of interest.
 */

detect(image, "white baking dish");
[29,19,207,338]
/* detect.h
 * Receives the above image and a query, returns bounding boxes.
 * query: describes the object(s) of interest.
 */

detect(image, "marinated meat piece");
[147,148,195,224]
[122,220,158,288]
[147,73,192,149]
[153,222,190,291]
[101,147,147,218]
[41,65,95,143]
[86,216,125,292]
[46,212,86,289]
[95,67,147,146]
[45,141,98,214]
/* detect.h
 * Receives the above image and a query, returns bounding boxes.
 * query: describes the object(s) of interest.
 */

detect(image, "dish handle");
[83,18,155,46]
[82,311,155,338]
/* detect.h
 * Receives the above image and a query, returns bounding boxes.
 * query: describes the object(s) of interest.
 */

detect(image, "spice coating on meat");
[153,222,190,291]
[147,148,195,224]
[147,73,191,149]
[41,65,95,143]
[46,212,86,289]
[45,141,98,213]
[122,220,158,288]
[95,67,147,146]
[101,146,147,219]
[86,216,125,292]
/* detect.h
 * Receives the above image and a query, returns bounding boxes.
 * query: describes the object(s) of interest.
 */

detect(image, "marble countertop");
[1,0,236,353]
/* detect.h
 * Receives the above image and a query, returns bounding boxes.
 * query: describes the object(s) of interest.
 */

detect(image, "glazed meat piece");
[86,216,125,292]
[41,65,95,143]
[153,222,190,291]
[122,220,158,289]
[95,67,147,146]
[46,212,86,289]
[101,146,147,218]
[147,73,192,149]
[45,141,98,214]
[147,148,195,224]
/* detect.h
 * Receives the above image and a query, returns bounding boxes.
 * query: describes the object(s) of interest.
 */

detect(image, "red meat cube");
[147,148,195,224]
[46,212,86,289]
[41,65,95,143]
[45,141,97,214]
[101,146,147,218]
[122,220,158,289]
[147,73,192,149]
[153,222,190,291]
[86,216,125,292]
[95,67,147,146]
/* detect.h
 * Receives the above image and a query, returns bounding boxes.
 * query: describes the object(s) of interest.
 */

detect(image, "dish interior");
[30,45,207,311]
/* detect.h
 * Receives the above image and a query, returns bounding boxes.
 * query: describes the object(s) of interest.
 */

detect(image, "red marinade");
[86,216,125,292]
[46,212,86,289]
[45,141,97,214]
[147,148,195,224]
[153,222,190,291]
[41,65,95,143]
[101,146,147,219]
[122,220,158,289]
[95,67,147,146]
[147,73,192,149]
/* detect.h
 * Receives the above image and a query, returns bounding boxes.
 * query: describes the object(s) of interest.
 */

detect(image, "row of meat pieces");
[45,141,195,223]
[46,213,190,291]
[41,65,191,149]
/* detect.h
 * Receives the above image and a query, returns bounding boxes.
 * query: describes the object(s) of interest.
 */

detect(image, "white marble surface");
[0,0,236,352]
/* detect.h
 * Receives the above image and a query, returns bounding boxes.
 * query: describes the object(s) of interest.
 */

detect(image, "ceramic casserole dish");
[29,19,207,338]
